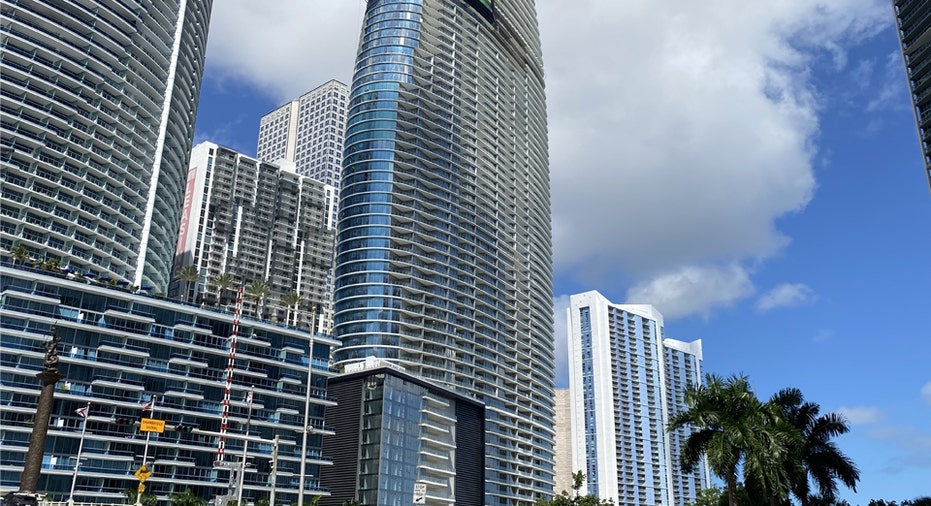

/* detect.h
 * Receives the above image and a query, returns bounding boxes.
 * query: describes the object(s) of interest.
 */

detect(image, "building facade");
[0,267,339,504]
[174,142,338,331]
[256,80,349,191]
[319,357,485,506]
[663,339,711,505]
[553,388,573,496]
[332,0,554,503]
[0,0,212,290]
[567,291,709,506]
[894,0,931,191]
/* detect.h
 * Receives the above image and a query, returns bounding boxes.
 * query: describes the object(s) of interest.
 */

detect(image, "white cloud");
[756,282,815,311]
[625,264,754,319]
[541,0,888,317]
[203,1,363,101]
[837,405,885,425]
[922,382,931,406]
[201,0,890,319]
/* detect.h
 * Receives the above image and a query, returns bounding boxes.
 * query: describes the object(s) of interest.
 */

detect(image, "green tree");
[175,264,201,303]
[170,489,207,506]
[123,488,158,506]
[341,501,362,506]
[279,291,304,326]
[245,279,271,317]
[767,388,859,506]
[7,244,31,266]
[535,471,614,506]
[209,272,236,305]
[667,374,771,506]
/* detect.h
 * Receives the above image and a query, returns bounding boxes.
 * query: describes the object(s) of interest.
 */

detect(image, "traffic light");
[114,418,134,426]
[175,424,197,433]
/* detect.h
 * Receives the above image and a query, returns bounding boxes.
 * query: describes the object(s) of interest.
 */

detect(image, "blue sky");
[193,1,930,503]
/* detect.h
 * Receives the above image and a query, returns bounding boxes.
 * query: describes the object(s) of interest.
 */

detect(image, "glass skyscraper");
[894,0,931,191]
[332,0,554,504]
[0,0,212,290]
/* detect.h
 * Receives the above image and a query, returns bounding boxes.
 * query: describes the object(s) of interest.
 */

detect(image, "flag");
[75,406,89,418]
[245,390,253,406]
[140,400,153,412]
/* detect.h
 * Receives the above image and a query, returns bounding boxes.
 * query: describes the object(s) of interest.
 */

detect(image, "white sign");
[413,483,427,504]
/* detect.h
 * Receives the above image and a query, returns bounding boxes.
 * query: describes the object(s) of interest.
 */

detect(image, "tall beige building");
[554,388,574,495]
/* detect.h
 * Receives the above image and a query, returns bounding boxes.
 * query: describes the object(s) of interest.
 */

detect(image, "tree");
[245,280,271,317]
[535,471,614,506]
[279,291,304,326]
[123,488,158,506]
[209,272,236,305]
[767,388,859,506]
[667,374,771,506]
[7,244,31,266]
[170,489,207,506]
[175,264,201,303]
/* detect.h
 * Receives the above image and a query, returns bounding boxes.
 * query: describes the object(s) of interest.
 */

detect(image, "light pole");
[269,435,279,506]
[236,386,255,506]
[297,307,317,506]
[67,402,91,506]
[135,396,157,506]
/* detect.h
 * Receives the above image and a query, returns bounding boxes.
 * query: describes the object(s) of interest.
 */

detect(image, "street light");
[297,306,317,506]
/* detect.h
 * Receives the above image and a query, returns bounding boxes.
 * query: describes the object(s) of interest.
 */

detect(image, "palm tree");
[768,388,860,506]
[245,280,271,317]
[174,264,200,303]
[279,291,304,326]
[123,488,158,506]
[668,374,769,506]
[7,244,31,266]
[169,488,207,506]
[209,272,236,305]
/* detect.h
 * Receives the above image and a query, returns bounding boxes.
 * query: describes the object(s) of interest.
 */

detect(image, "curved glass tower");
[333,0,554,503]
[0,0,212,290]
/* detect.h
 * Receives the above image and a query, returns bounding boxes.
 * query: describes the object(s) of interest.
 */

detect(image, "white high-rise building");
[567,291,710,506]
[174,142,337,330]
[0,0,212,290]
[256,79,348,189]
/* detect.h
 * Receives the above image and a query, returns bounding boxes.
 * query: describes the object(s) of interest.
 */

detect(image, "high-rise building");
[332,0,554,504]
[256,80,349,190]
[0,0,212,290]
[174,142,338,331]
[663,339,711,505]
[319,357,485,506]
[894,0,931,191]
[0,266,339,503]
[567,291,709,506]
[553,388,574,495]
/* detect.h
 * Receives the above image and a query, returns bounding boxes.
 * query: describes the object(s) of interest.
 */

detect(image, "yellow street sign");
[135,465,152,482]
[139,418,165,433]
[137,483,146,493]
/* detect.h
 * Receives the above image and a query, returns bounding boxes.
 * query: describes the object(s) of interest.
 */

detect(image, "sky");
[192,1,930,503]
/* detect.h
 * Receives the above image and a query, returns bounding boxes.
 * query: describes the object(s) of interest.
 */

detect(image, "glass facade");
[0,267,338,503]
[333,0,554,504]
[894,0,931,190]
[0,0,212,290]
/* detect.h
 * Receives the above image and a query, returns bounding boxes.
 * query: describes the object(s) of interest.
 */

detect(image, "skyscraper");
[256,80,349,190]
[332,0,554,504]
[567,291,709,506]
[894,0,931,190]
[174,142,337,330]
[0,0,212,290]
